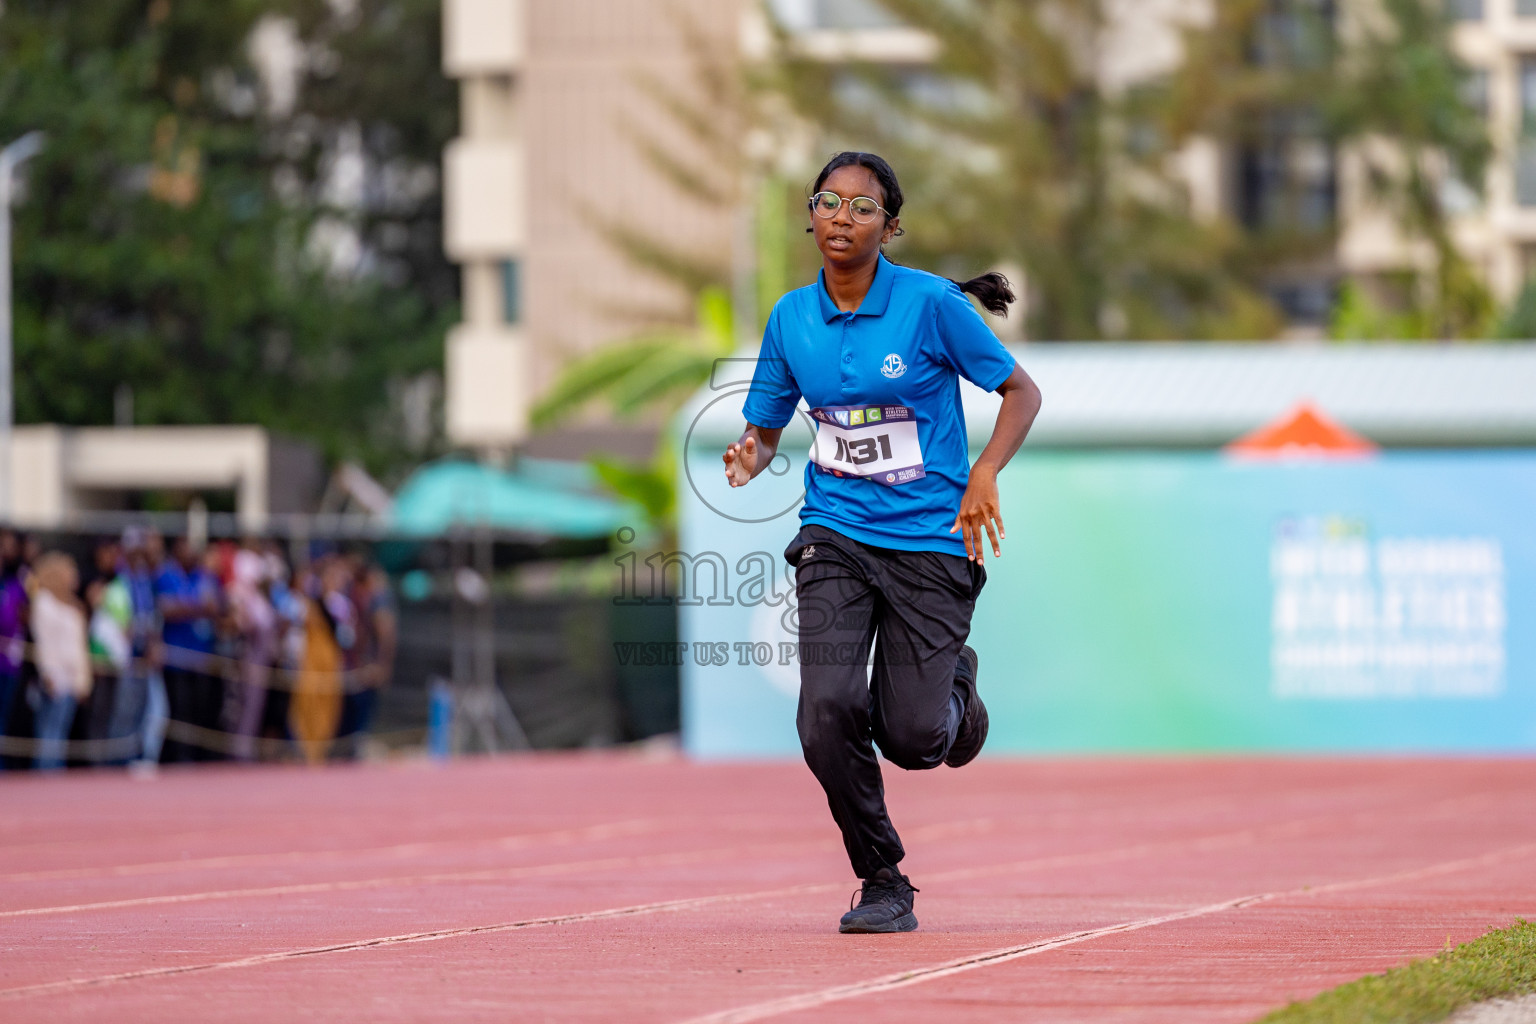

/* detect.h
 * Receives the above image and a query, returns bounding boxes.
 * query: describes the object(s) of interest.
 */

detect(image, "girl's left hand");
[950,467,1004,562]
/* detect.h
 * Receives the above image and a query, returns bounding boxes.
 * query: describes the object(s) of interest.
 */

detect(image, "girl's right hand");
[722,436,760,488]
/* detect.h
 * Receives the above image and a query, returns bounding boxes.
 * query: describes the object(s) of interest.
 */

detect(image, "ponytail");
[951,272,1016,317]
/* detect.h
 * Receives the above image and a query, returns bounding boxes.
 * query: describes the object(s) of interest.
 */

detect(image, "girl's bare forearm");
[973,366,1041,477]
[737,424,784,481]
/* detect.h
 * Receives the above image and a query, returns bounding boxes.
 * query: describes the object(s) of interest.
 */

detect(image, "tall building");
[438,0,1520,456]
[1424,0,1536,302]
[441,0,528,453]
[441,0,742,457]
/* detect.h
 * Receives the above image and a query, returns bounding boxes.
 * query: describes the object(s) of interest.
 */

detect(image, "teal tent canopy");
[389,459,637,539]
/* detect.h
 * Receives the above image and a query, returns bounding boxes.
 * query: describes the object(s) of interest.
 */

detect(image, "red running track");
[2,754,1534,1022]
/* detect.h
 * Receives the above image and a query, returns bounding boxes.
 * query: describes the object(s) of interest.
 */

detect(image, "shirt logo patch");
[880,353,907,379]
[849,409,864,425]
[832,409,850,426]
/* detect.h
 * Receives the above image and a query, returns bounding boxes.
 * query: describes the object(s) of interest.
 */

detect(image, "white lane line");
[3,809,947,889]
[0,802,1295,921]
[675,841,1536,1024]
[0,882,842,1002]
[0,839,830,920]
[2,785,1488,888]
[679,895,1277,1024]
[0,819,667,884]
[0,814,1308,1000]
[0,798,1418,922]
[6,812,1522,1006]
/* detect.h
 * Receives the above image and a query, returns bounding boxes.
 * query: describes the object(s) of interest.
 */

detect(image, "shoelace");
[848,873,919,912]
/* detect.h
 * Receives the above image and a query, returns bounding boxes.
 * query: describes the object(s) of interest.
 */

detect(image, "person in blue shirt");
[155,537,224,762]
[724,152,1042,934]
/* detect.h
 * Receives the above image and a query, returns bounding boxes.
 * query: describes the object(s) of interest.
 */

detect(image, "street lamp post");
[0,132,45,525]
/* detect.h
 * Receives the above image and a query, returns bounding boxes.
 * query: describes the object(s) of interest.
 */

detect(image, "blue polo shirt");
[743,254,1017,556]
[155,562,217,656]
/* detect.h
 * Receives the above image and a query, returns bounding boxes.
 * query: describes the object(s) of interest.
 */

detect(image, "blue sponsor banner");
[673,446,1536,757]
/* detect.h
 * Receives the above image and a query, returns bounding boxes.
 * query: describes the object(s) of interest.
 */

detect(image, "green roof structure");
[389,458,637,539]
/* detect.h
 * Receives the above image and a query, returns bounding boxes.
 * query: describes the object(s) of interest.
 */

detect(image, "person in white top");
[30,552,91,771]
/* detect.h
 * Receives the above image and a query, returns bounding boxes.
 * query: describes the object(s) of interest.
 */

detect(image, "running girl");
[723,151,1042,933]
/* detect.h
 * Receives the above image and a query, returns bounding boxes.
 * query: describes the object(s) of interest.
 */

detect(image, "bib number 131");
[833,433,893,465]
[807,404,926,486]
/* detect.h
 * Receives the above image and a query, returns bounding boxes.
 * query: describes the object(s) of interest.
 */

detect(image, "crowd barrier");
[0,639,400,765]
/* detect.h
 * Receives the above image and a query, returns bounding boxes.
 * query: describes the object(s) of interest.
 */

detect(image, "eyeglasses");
[809,191,888,224]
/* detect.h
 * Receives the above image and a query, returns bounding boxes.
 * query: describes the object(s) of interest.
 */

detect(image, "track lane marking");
[0,839,833,920]
[0,801,1309,921]
[0,811,1384,1000]
[0,883,845,1002]
[0,818,667,884]
[3,787,1491,918]
[0,778,1458,876]
[676,841,1536,1024]
[2,797,1524,1005]
[0,810,818,883]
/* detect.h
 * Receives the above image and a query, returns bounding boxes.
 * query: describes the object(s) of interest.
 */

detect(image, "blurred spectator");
[335,560,398,760]
[0,531,29,760]
[30,552,90,772]
[156,537,224,763]
[0,531,399,771]
[263,540,305,753]
[110,533,168,774]
[83,538,128,764]
[290,556,353,765]
[229,542,280,762]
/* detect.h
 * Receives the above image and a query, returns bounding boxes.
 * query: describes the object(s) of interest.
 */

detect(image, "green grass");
[1257,920,1536,1024]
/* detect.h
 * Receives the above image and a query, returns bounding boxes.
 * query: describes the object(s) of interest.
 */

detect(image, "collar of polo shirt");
[816,253,897,323]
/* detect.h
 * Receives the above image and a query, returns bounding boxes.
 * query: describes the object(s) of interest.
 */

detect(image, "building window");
[1449,0,1484,20]
[1461,68,1489,120]
[1520,58,1536,206]
[501,259,520,324]
[1248,0,1336,69]
[1238,6,1339,233]
[814,0,901,30]
[1439,67,1489,213]
[1267,279,1336,326]
[1237,113,1337,232]
[767,0,899,30]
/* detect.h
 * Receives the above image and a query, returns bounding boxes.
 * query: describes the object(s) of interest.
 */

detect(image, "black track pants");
[785,523,986,880]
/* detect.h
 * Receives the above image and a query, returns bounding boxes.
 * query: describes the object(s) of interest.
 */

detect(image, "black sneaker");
[839,868,919,933]
[944,645,987,767]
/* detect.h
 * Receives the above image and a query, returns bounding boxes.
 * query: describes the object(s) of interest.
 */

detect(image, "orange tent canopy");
[1224,401,1378,458]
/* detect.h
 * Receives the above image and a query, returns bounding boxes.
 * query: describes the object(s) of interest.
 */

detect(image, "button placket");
[840,314,855,392]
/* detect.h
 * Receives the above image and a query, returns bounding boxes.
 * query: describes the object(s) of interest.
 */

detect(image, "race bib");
[807,404,925,486]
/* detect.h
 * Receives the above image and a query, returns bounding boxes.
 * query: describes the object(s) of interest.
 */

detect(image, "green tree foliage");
[280,0,459,317]
[768,0,1491,341]
[1206,0,1495,340]
[0,0,456,470]
[1329,279,1433,339]
[1320,0,1495,338]
[1492,278,1536,340]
